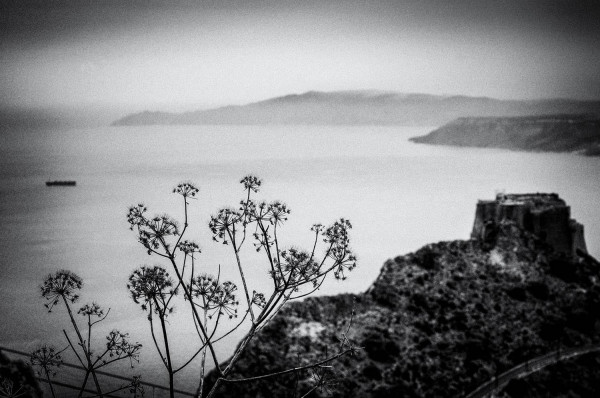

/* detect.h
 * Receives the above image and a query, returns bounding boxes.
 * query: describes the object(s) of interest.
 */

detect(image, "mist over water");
[1,125,599,394]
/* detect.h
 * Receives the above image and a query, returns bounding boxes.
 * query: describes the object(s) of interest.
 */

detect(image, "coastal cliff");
[205,194,600,397]
[410,115,600,156]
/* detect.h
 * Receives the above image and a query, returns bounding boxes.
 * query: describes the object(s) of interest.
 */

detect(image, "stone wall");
[471,193,587,258]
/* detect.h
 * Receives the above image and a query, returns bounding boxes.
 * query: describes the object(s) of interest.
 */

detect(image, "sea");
[1,125,599,396]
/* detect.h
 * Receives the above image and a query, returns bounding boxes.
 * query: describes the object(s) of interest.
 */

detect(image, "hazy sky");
[1,0,599,111]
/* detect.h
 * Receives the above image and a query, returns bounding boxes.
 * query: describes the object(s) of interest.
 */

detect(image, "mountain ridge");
[111,90,600,127]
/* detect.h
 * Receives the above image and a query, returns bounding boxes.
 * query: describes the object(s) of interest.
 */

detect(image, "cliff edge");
[205,194,600,397]
[409,115,600,156]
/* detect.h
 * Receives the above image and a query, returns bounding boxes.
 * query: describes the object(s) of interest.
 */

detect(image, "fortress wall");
[471,201,498,239]
[496,203,531,230]
[571,221,588,256]
[531,207,572,255]
[471,193,587,258]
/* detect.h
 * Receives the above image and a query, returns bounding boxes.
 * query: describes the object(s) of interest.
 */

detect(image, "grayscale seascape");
[1,1,600,397]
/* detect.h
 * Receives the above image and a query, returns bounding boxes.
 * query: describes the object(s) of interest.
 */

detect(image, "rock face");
[472,193,587,258]
[205,195,600,398]
[409,115,600,156]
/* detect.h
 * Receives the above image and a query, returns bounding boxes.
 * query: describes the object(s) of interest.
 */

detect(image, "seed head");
[40,270,83,311]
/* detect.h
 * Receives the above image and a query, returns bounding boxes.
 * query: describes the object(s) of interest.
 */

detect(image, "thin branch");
[221,349,352,383]
[290,276,327,300]
[90,308,111,327]
[159,235,221,374]
[82,382,134,398]
[63,330,86,368]
[299,383,320,398]
[256,220,278,287]
[173,196,190,254]
[173,343,205,374]
[210,309,250,345]
[94,356,132,370]
[91,346,111,368]
[147,304,168,369]
[227,227,255,323]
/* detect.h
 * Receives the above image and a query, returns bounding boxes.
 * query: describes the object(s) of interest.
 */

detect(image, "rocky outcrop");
[409,115,600,156]
[205,196,600,397]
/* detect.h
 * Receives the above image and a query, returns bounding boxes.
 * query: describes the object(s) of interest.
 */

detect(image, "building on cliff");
[472,193,587,258]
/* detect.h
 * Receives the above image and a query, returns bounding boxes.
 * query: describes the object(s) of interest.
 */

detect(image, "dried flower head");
[208,208,241,244]
[129,376,144,395]
[250,201,270,223]
[40,270,83,311]
[126,204,148,230]
[104,330,142,368]
[30,345,63,377]
[267,201,290,226]
[190,274,219,300]
[172,182,199,198]
[78,302,104,318]
[308,364,339,396]
[240,175,262,193]
[177,240,201,254]
[324,218,352,249]
[252,291,266,308]
[128,266,177,314]
[137,215,179,253]
[190,275,239,319]
[238,198,257,225]
[311,223,324,233]
[214,281,239,319]
[329,247,357,280]
[273,248,320,290]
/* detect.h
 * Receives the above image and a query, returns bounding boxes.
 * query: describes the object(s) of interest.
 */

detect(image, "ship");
[46,181,76,186]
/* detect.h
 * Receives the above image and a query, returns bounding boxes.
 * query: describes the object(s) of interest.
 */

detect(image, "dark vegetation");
[204,223,600,397]
[0,352,41,398]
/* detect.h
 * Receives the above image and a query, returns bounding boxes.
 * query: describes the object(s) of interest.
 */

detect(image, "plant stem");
[196,305,209,398]
[204,325,257,398]
[161,237,221,375]
[155,298,175,398]
[227,228,255,323]
[44,367,57,398]
[62,297,103,397]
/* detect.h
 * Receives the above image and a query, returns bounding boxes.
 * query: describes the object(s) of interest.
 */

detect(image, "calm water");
[1,125,599,394]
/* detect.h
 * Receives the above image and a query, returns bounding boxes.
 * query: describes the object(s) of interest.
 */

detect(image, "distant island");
[112,90,600,127]
[410,115,600,156]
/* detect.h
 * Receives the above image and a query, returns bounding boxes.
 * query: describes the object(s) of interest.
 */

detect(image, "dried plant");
[39,271,142,397]
[29,345,64,398]
[127,176,359,398]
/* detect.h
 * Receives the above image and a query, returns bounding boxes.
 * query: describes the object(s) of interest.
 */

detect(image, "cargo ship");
[46,181,76,186]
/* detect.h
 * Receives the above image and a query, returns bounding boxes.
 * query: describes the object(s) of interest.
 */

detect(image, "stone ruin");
[472,193,587,258]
